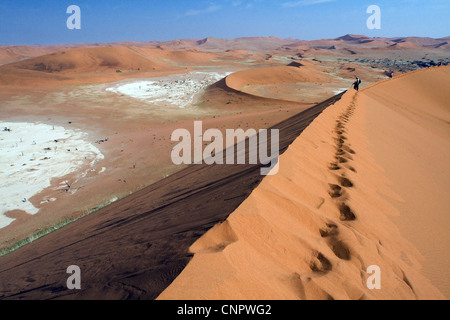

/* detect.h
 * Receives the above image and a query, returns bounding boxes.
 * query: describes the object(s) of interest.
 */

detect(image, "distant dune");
[159,66,450,300]
[389,41,423,49]
[13,47,164,72]
[0,46,219,87]
[222,59,336,103]
[0,45,68,66]
[0,34,448,87]
[226,61,330,92]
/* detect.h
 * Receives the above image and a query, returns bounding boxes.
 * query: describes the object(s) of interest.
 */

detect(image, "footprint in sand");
[320,223,352,261]
[339,203,356,221]
[310,251,332,273]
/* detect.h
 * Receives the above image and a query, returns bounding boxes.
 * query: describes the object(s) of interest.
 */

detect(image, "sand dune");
[226,62,330,91]
[0,46,219,87]
[224,61,336,103]
[389,37,449,47]
[389,41,424,49]
[159,35,447,52]
[0,46,66,66]
[362,66,450,298]
[1,46,169,73]
[0,46,164,86]
[180,37,296,53]
[159,67,449,300]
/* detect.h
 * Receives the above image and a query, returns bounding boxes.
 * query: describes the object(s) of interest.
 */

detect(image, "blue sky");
[0,0,449,45]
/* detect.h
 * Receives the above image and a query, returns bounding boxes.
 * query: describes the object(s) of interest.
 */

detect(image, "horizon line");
[1,33,449,47]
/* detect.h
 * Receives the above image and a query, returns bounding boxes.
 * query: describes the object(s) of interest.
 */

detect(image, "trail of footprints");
[307,96,418,299]
[310,95,358,274]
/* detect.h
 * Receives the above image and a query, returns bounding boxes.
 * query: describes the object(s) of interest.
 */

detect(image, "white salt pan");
[106,71,231,108]
[0,122,104,229]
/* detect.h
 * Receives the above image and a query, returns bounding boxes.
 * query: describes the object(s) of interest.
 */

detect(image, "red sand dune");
[226,61,331,92]
[0,46,220,87]
[159,66,450,300]
[0,46,66,65]
[389,41,423,49]
[223,60,339,103]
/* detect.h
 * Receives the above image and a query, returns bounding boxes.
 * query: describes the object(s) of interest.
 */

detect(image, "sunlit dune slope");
[0,46,219,87]
[159,67,449,300]
[225,60,331,92]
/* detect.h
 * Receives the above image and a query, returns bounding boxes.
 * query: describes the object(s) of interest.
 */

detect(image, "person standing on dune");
[353,76,361,91]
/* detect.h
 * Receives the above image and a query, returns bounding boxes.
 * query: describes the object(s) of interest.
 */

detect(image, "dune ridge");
[158,67,449,300]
